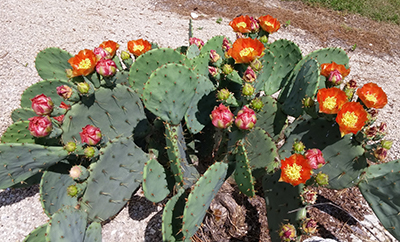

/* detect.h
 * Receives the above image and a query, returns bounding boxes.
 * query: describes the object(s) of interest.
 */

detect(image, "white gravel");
[1,0,399,241]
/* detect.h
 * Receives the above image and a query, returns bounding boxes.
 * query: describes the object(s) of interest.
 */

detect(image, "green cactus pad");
[234,142,256,197]
[162,188,187,242]
[142,158,170,203]
[45,206,88,242]
[11,108,36,122]
[279,115,367,189]
[255,95,287,141]
[128,48,186,95]
[245,127,280,178]
[189,52,210,76]
[23,223,48,242]
[0,121,34,144]
[181,161,228,240]
[142,63,200,125]
[263,172,305,241]
[200,35,227,58]
[358,159,400,240]
[80,136,147,222]
[20,79,74,109]
[61,84,145,144]
[253,49,275,93]
[40,168,78,217]
[35,47,72,81]
[305,47,350,68]
[0,143,68,189]
[83,222,102,242]
[186,44,200,59]
[280,58,320,117]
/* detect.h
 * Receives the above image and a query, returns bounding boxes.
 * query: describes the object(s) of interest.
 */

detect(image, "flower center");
[133,45,145,52]
[105,47,113,54]
[341,111,358,128]
[236,22,247,29]
[365,92,378,104]
[239,47,254,57]
[284,163,302,182]
[78,58,92,69]
[323,96,337,110]
[264,21,274,28]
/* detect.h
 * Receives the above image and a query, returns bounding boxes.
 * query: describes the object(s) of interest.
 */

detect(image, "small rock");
[191,12,199,19]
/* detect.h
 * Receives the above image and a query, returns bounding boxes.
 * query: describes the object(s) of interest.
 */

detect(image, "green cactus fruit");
[263,172,305,242]
[35,47,72,81]
[279,58,320,117]
[234,142,256,197]
[83,222,102,242]
[69,165,89,182]
[23,223,48,242]
[128,48,186,95]
[11,108,36,122]
[142,63,200,125]
[40,168,78,217]
[0,143,68,189]
[61,84,145,144]
[20,79,74,109]
[358,159,400,241]
[162,188,187,242]
[142,158,170,203]
[45,206,88,242]
[181,161,228,240]
[80,136,147,222]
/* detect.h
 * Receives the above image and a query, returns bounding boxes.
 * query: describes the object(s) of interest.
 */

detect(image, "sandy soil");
[0,0,399,241]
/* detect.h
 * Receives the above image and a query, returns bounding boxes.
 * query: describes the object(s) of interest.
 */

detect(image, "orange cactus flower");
[336,102,368,137]
[99,40,119,57]
[320,62,350,78]
[68,49,97,77]
[356,83,388,109]
[229,15,253,33]
[127,39,152,57]
[279,153,312,186]
[317,87,348,114]
[258,15,280,34]
[227,38,265,64]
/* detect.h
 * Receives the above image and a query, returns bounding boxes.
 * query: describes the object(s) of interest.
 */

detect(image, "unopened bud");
[121,50,131,60]
[293,141,305,153]
[69,165,89,182]
[222,64,234,75]
[77,82,90,94]
[300,188,317,205]
[84,146,96,158]
[302,97,315,108]
[381,140,393,150]
[242,83,255,96]
[67,185,79,197]
[328,69,343,85]
[259,35,268,43]
[243,66,256,83]
[315,172,329,186]
[210,50,220,63]
[250,59,263,72]
[250,98,264,111]
[216,88,231,101]
[279,223,297,242]
[64,142,77,152]
[301,218,318,235]
[208,66,219,77]
[222,37,231,52]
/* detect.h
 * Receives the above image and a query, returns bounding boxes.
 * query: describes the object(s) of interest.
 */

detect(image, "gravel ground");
[1,0,399,241]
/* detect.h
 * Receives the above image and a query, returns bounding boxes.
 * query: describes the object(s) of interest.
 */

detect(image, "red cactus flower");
[227,38,265,64]
[189,37,205,50]
[93,47,112,61]
[68,49,97,77]
[305,148,325,169]
[210,104,234,129]
[317,87,348,114]
[98,40,119,58]
[127,39,152,57]
[356,82,387,109]
[279,153,312,186]
[96,59,117,77]
[235,106,257,130]
[229,15,253,33]
[31,94,54,116]
[336,102,368,137]
[80,125,102,145]
[28,116,52,137]
[320,62,350,78]
[258,15,280,34]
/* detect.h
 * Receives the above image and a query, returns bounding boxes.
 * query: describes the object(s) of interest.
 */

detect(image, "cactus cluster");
[0,14,398,242]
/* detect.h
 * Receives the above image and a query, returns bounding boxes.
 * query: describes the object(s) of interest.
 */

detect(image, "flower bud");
[249,16,260,32]
[235,106,257,130]
[96,59,117,77]
[301,218,318,235]
[315,172,329,186]
[208,66,219,77]
[67,185,79,197]
[77,82,90,94]
[222,37,231,51]
[365,126,378,138]
[328,69,343,85]
[300,188,318,205]
[216,88,231,101]
[79,125,102,145]
[378,122,387,134]
[210,50,220,63]
[302,97,315,108]
[259,35,268,43]
[222,64,234,75]
[381,140,393,150]
[293,141,305,153]
[210,104,234,129]
[93,47,111,61]
[28,116,52,137]
[120,50,131,60]
[64,141,77,152]
[243,66,256,83]
[189,37,204,50]
[57,85,73,100]
[305,148,325,169]
[250,59,263,72]
[279,223,297,241]
[374,147,388,161]
[242,83,255,96]
[69,165,89,182]
[84,146,97,158]
[250,98,264,111]
[31,94,54,116]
